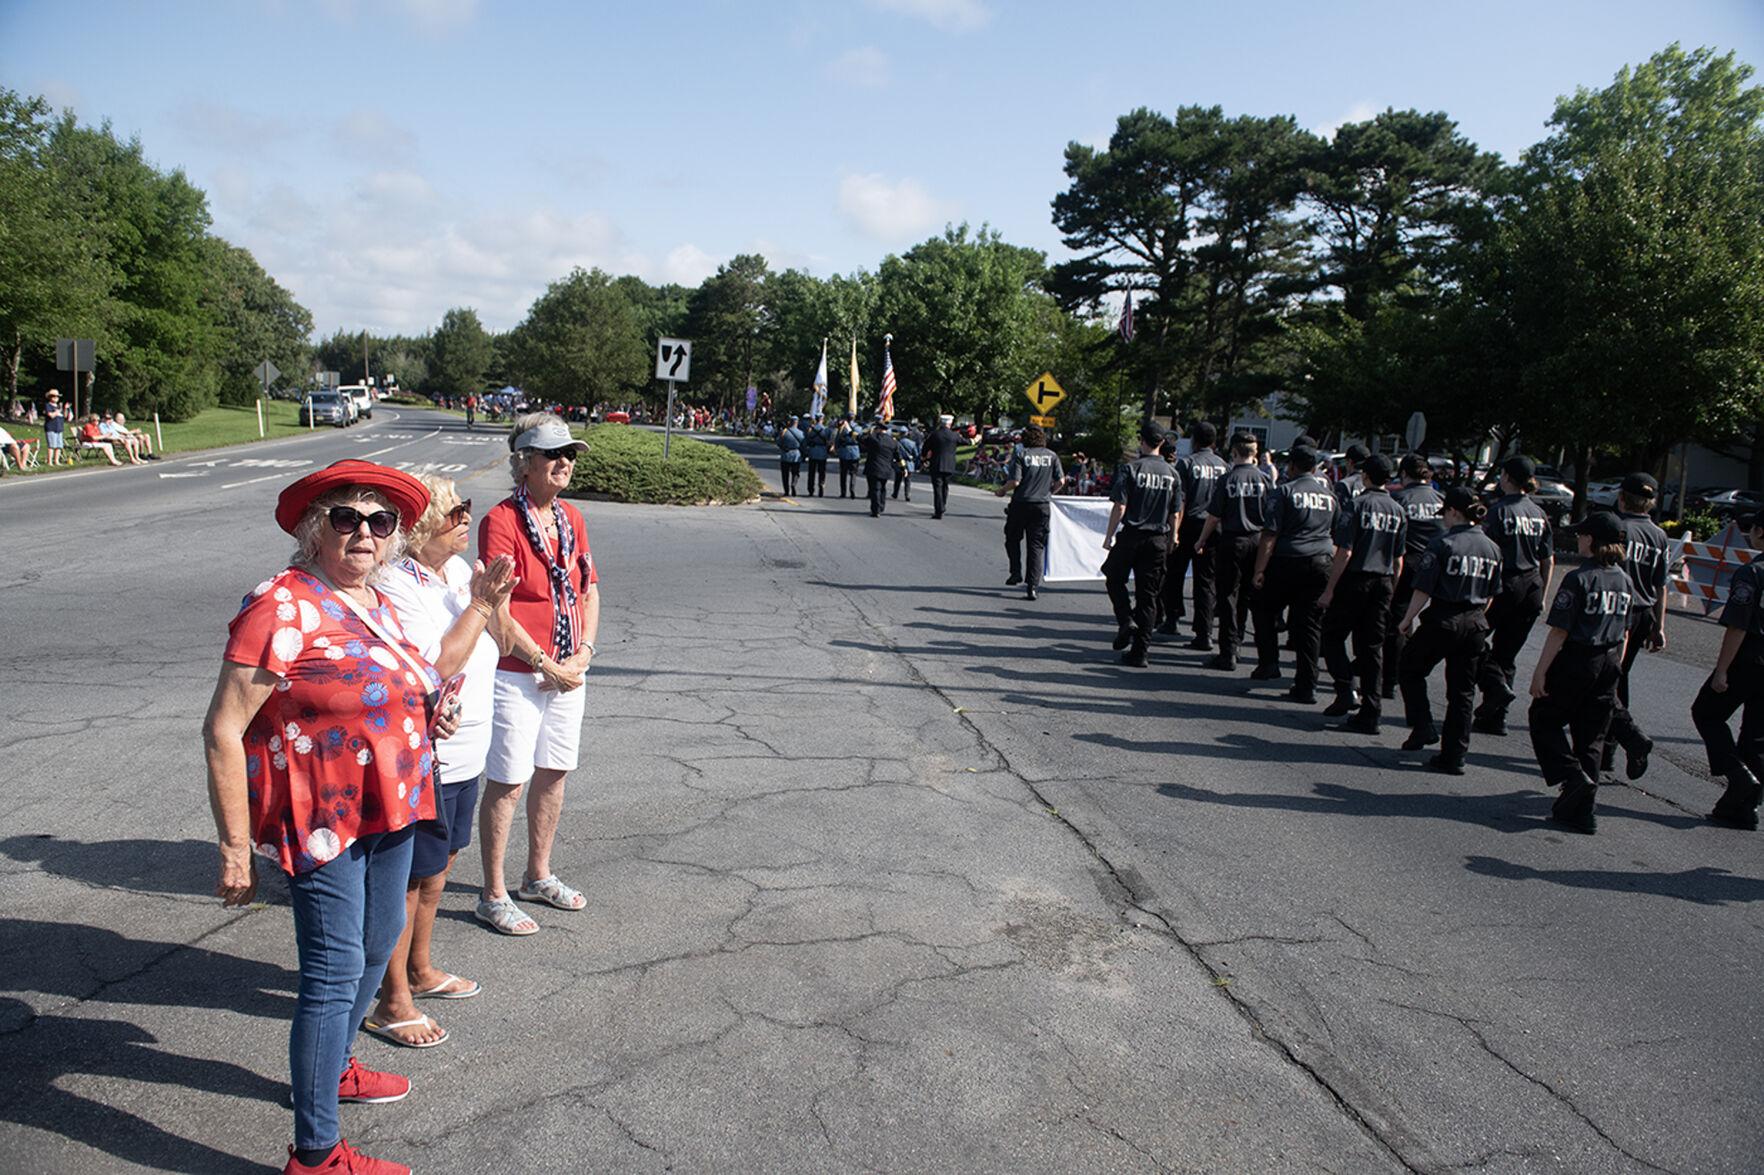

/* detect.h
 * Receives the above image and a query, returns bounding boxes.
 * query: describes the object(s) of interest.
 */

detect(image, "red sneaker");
[282,1139,410,1174]
[336,1057,410,1104]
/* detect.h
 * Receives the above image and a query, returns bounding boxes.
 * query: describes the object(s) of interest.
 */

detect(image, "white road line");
[359,428,442,458]
[220,473,294,488]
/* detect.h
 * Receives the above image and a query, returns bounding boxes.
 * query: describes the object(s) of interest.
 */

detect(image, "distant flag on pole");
[879,334,897,423]
[848,336,860,418]
[810,339,829,417]
[1118,288,1134,344]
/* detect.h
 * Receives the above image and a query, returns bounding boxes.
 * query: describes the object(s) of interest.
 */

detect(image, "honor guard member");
[1690,511,1764,830]
[1526,510,1634,833]
[1103,423,1182,667]
[1396,486,1503,775]
[1599,474,1669,781]
[1383,454,1446,700]
[835,415,862,498]
[893,428,920,500]
[1160,422,1227,648]
[998,425,1065,600]
[777,416,806,496]
[803,415,833,497]
[1195,432,1268,671]
[1474,456,1554,735]
[1251,445,1338,702]
[1333,443,1371,511]
[923,414,961,519]
[1319,453,1407,732]
[861,421,900,517]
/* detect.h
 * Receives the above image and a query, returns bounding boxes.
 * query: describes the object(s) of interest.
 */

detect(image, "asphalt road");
[1,409,1758,1174]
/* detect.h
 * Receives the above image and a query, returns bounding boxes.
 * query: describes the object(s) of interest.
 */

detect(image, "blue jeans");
[286,828,414,1150]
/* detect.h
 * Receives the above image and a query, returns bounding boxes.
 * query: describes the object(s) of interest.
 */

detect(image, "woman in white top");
[369,475,515,1047]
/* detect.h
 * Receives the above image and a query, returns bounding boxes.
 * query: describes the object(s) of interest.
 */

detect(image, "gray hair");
[407,473,461,552]
[507,410,557,487]
[290,486,407,580]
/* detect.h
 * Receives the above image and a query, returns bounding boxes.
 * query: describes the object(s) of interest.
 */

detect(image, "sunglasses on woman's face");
[447,499,473,524]
[533,447,577,462]
[328,506,399,538]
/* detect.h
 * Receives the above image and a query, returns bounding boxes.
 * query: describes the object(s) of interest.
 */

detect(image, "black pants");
[1161,515,1210,633]
[806,458,827,496]
[892,468,912,499]
[1691,647,1764,776]
[1401,605,1490,765]
[929,472,951,517]
[1213,533,1260,661]
[867,474,889,515]
[1004,500,1051,587]
[1476,571,1545,721]
[1103,528,1169,651]
[1383,563,1420,697]
[779,458,800,495]
[838,459,859,497]
[1255,553,1331,690]
[1603,610,1654,761]
[1529,643,1621,785]
[1323,572,1395,715]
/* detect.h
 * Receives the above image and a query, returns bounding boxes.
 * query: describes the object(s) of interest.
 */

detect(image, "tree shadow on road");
[0,997,281,1173]
[1464,856,1764,904]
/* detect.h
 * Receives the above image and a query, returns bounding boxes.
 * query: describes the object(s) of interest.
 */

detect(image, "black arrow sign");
[1034,379,1059,405]
[667,345,687,377]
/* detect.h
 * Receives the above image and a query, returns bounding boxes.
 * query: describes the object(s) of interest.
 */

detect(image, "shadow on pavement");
[1156,779,1552,832]
[1464,856,1764,904]
[0,834,218,897]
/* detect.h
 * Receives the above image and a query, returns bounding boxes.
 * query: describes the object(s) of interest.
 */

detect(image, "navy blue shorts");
[411,777,480,880]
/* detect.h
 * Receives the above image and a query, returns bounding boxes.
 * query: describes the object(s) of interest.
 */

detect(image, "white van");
[338,384,373,421]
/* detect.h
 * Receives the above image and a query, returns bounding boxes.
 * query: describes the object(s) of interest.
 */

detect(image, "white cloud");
[1314,101,1379,141]
[826,46,889,88]
[31,77,82,113]
[662,244,718,287]
[395,0,478,35]
[172,100,295,157]
[332,108,418,163]
[837,172,953,242]
[868,0,991,32]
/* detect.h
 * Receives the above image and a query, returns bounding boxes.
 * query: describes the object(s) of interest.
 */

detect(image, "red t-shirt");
[225,568,440,875]
[478,497,598,673]
[81,421,102,441]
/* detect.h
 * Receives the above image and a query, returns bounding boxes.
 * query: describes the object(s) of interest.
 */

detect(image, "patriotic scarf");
[514,484,579,659]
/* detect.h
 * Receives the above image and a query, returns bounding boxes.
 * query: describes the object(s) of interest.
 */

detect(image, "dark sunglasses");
[446,499,473,523]
[532,447,578,461]
[327,506,399,538]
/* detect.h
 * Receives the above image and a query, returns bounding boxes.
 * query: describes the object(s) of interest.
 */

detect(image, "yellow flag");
[849,337,860,417]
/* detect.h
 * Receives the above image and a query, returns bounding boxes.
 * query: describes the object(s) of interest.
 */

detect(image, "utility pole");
[362,331,370,386]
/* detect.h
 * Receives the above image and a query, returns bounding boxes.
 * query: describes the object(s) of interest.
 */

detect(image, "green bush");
[566,423,762,506]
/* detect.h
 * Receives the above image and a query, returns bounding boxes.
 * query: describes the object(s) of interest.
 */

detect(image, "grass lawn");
[2,400,330,477]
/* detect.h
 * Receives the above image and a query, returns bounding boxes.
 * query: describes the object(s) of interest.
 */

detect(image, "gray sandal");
[474,896,538,935]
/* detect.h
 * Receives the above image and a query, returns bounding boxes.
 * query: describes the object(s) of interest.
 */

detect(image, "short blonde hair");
[407,474,461,552]
[290,487,407,579]
[507,410,556,487]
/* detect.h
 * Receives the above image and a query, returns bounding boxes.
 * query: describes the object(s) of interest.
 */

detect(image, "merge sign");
[656,338,691,383]
[1023,372,1065,415]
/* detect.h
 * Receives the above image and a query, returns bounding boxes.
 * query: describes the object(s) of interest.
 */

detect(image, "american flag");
[1118,288,1134,344]
[879,336,897,422]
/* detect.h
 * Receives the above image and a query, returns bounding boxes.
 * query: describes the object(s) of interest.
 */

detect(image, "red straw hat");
[275,459,431,535]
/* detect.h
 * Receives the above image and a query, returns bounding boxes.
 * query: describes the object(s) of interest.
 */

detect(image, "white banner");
[1046,498,1113,581]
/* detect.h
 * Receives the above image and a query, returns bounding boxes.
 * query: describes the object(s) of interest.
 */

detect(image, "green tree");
[429,306,494,399]
[683,253,771,405]
[506,267,648,406]
[202,237,313,405]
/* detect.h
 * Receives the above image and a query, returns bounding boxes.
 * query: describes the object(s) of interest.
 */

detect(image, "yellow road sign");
[1030,414,1058,427]
[1023,371,1066,415]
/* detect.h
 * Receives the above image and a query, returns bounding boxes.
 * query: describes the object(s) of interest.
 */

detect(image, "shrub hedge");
[566,423,762,506]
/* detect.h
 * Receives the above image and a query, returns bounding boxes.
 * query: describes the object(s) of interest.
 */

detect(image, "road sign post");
[1405,411,1427,452]
[57,338,95,424]
[253,360,281,437]
[656,338,691,461]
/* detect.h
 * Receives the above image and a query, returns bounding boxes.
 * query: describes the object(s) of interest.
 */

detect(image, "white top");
[377,554,499,784]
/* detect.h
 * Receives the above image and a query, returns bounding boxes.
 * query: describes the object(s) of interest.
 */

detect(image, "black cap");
[1443,486,1479,515]
[1574,510,1624,545]
[1621,472,1658,499]
[1190,420,1217,447]
[1289,445,1319,471]
[1345,442,1371,463]
[1292,433,1318,449]
[1738,512,1762,534]
[1363,453,1393,484]
[1503,455,1536,483]
[1139,422,1167,448]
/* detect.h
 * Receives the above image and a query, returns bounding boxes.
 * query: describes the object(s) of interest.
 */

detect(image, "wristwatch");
[531,650,547,671]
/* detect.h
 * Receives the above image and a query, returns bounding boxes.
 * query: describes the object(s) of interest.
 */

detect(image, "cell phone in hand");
[429,673,466,736]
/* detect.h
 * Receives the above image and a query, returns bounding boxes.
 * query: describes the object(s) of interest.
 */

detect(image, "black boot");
[1112,624,1135,651]
[1121,641,1149,668]
[1335,709,1381,735]
[1402,723,1440,751]
[1626,736,1653,781]
[1323,689,1359,718]
[1551,772,1599,834]
[1709,764,1762,830]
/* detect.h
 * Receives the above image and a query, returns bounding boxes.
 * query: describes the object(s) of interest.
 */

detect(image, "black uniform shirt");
[1414,524,1503,605]
[1176,449,1227,523]
[1616,512,1670,610]
[923,426,961,475]
[1484,493,1553,575]
[1547,563,1634,647]
[1335,487,1408,576]
[1111,454,1181,532]
[1210,464,1270,536]
[1391,483,1446,558]
[1008,446,1063,504]
[861,432,899,480]
[1266,473,1339,557]
[1332,476,1363,513]
[1719,561,1764,638]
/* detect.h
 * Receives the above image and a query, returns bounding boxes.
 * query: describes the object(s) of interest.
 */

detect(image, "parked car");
[300,391,351,428]
[1698,488,1764,520]
[604,410,631,424]
[338,383,374,421]
[1532,477,1574,525]
[1585,479,1624,508]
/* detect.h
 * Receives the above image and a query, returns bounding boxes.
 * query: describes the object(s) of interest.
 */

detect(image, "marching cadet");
[1526,510,1634,834]
[835,415,862,498]
[1384,454,1446,700]
[1333,443,1371,511]
[998,425,1065,600]
[1690,511,1764,830]
[1319,453,1407,733]
[803,414,833,497]
[1474,456,1554,736]
[1600,473,1669,781]
[777,415,806,496]
[893,427,920,501]
[1195,432,1268,672]
[1102,423,1181,667]
[1397,486,1503,775]
[861,420,899,517]
[1161,421,1227,649]
[923,414,961,519]
[1251,446,1338,703]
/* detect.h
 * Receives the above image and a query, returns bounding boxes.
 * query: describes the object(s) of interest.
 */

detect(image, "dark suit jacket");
[861,432,900,480]
[923,426,961,475]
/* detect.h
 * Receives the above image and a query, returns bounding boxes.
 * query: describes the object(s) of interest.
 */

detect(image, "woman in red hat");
[203,459,446,1175]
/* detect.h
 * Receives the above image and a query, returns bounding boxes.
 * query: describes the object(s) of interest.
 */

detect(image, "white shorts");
[486,668,588,782]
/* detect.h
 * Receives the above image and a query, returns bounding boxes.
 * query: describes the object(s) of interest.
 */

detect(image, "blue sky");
[4,0,1760,337]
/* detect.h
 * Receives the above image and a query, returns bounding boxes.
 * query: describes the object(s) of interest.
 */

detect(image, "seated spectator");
[114,411,156,459]
[79,415,124,465]
[0,423,35,471]
[99,412,147,464]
